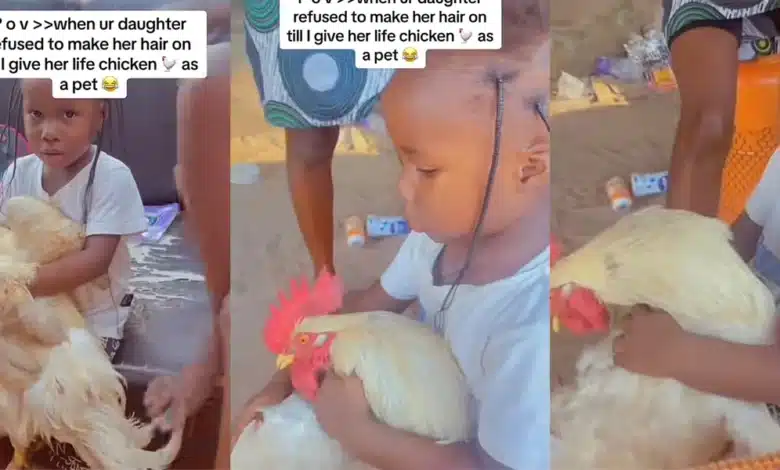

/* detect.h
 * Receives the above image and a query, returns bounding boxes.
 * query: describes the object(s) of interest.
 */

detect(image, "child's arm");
[671,334,780,405]
[343,420,480,470]
[315,373,481,470]
[29,164,146,298]
[615,308,780,405]
[731,212,763,263]
[29,235,119,297]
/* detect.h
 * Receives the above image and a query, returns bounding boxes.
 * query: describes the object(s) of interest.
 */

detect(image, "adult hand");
[313,372,372,447]
[144,295,227,431]
[144,360,219,432]
[613,305,690,379]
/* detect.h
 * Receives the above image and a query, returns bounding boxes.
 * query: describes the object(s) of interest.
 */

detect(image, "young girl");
[662,1,780,216]
[0,78,147,362]
[233,3,551,468]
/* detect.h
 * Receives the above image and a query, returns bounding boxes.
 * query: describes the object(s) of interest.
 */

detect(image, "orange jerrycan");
[718,55,780,224]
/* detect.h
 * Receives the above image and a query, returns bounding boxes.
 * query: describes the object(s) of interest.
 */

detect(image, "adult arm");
[665,27,739,216]
[176,42,231,469]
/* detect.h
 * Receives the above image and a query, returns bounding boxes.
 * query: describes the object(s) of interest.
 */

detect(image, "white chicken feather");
[232,304,473,469]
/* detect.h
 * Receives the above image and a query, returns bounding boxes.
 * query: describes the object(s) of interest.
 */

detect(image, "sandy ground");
[229,0,680,414]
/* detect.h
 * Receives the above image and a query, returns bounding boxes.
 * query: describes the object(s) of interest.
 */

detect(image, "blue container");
[366,215,410,238]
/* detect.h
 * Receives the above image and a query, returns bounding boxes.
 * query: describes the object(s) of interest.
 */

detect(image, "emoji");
[101,76,119,92]
[162,56,177,72]
[402,47,418,63]
[459,28,472,43]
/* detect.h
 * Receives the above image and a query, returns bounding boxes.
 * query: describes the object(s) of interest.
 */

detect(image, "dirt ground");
[229,0,680,413]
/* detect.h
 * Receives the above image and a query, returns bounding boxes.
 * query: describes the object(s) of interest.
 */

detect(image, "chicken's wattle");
[551,287,609,335]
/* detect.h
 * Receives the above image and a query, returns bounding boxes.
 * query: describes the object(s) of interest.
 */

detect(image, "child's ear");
[514,137,548,187]
[517,156,546,185]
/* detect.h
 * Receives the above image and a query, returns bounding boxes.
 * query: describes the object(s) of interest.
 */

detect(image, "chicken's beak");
[275,354,294,370]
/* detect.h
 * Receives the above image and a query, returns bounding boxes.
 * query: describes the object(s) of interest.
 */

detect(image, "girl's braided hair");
[2,80,125,225]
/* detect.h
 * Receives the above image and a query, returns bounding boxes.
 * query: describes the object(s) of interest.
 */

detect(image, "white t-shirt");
[746,147,780,288]
[380,232,550,470]
[0,151,147,339]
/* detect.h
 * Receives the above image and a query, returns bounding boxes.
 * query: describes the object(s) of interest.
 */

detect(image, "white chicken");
[231,272,473,469]
[162,56,177,72]
[550,206,780,469]
[0,196,182,469]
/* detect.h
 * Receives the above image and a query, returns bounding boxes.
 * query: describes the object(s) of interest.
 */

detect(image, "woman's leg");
[285,127,340,274]
[665,23,740,216]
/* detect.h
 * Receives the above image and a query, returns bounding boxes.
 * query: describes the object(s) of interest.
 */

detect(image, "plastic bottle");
[605,177,633,211]
[344,216,366,247]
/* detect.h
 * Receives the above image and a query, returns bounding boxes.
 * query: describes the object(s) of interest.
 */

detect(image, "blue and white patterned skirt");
[244,0,395,128]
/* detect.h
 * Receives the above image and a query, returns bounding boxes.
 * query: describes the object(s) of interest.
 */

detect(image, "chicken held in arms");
[0,196,181,470]
[550,206,780,469]
[231,271,472,470]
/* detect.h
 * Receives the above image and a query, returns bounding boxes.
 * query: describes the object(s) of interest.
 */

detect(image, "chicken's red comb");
[551,287,610,335]
[550,236,609,334]
[263,269,344,354]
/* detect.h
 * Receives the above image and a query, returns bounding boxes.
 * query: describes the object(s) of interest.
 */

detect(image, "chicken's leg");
[7,447,28,470]
[6,437,43,470]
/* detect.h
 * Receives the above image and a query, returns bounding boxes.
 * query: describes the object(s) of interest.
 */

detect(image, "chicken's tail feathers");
[76,405,182,470]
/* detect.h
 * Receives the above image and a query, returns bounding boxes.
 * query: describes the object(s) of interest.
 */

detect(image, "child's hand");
[613,305,690,379]
[231,379,291,448]
[314,372,372,446]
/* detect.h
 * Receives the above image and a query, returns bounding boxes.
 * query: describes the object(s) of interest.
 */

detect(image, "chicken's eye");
[298,335,309,345]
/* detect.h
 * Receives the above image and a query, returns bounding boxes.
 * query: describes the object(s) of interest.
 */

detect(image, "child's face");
[22,79,103,169]
[381,63,549,243]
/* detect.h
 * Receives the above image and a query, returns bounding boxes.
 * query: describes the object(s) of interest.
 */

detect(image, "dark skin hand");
[665,27,739,217]
[615,305,780,405]
[731,212,763,263]
[28,235,118,297]
[315,372,485,470]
